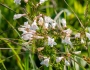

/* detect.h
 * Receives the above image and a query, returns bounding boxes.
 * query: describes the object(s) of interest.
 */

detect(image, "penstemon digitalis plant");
[12,0,90,70]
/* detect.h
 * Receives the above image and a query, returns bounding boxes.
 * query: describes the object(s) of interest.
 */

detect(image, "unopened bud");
[24,0,28,3]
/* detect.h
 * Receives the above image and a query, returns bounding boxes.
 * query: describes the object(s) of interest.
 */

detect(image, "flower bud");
[24,0,28,3]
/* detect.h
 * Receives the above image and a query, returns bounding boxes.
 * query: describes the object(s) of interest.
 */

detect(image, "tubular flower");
[22,32,33,40]
[44,16,53,23]
[75,33,80,38]
[30,20,39,30]
[13,14,25,20]
[61,18,66,28]
[44,23,49,29]
[56,56,64,63]
[48,36,57,47]
[63,29,72,37]
[65,60,70,66]
[81,38,84,44]
[62,37,73,47]
[14,0,21,5]
[73,51,81,55]
[23,21,30,28]
[51,21,57,29]
[18,21,36,40]
[40,57,50,67]
[18,21,31,33]
[38,17,44,26]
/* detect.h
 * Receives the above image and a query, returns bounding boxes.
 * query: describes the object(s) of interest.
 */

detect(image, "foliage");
[0,0,90,70]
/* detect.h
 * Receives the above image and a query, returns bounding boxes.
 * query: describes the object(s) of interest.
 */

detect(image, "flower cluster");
[15,13,73,67]
[18,20,44,40]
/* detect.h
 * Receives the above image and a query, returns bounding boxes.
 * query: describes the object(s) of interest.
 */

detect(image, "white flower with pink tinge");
[40,57,50,67]
[75,33,80,38]
[23,21,30,28]
[44,16,53,23]
[51,21,57,29]
[56,56,64,63]
[13,14,26,20]
[44,23,49,29]
[21,30,36,40]
[38,17,44,26]
[61,18,66,28]
[63,29,72,37]
[48,36,57,47]
[62,37,73,47]
[14,0,21,5]
[18,21,32,33]
[30,20,39,30]
[22,32,33,40]
[18,21,36,40]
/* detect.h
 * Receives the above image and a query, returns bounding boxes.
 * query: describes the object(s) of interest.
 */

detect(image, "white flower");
[65,60,70,66]
[23,21,30,28]
[62,37,73,47]
[51,22,57,29]
[14,0,21,5]
[86,32,90,40]
[24,21,29,25]
[44,23,49,29]
[75,33,80,38]
[13,14,25,20]
[73,51,81,54]
[44,16,53,23]
[18,21,37,41]
[30,20,39,30]
[21,29,36,40]
[81,38,84,43]
[40,0,47,4]
[48,36,57,47]
[40,58,50,67]
[56,56,64,63]
[63,29,72,37]
[18,21,31,33]
[61,18,66,27]
[22,32,33,40]
[63,29,72,34]
[38,17,44,26]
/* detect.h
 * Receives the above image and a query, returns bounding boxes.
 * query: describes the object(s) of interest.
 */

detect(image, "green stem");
[0,51,7,70]
[25,50,29,70]
[4,40,24,70]
[46,1,50,16]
